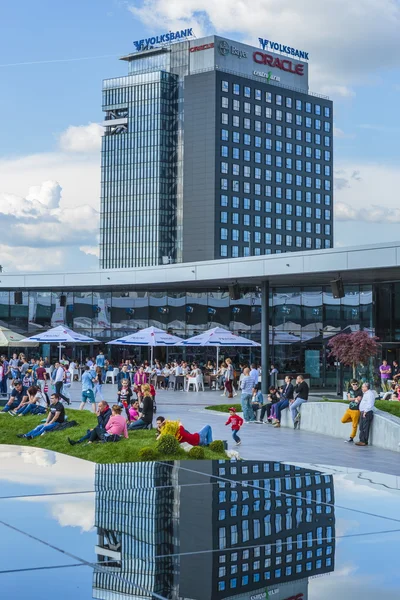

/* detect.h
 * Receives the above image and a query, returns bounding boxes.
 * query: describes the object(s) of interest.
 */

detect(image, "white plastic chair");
[105,368,119,384]
[186,374,204,392]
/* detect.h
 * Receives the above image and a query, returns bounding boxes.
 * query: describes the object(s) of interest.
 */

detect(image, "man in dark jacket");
[68,401,112,445]
[290,375,309,429]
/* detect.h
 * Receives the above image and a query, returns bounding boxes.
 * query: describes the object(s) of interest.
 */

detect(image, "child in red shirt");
[225,407,243,446]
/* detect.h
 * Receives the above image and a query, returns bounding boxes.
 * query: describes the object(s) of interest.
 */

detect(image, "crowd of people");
[0,351,390,449]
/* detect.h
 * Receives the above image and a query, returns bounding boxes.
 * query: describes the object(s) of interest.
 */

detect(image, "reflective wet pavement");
[0,445,399,599]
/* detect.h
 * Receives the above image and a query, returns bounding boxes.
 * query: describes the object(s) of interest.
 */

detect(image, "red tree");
[328,330,380,378]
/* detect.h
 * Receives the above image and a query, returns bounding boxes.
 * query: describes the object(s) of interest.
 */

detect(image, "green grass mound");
[0,408,227,464]
[205,404,242,413]
[209,440,225,453]
[156,434,181,456]
[188,446,205,459]
[138,447,158,461]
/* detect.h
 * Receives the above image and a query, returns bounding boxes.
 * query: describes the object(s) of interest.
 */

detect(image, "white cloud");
[336,202,400,223]
[58,122,103,153]
[80,245,100,257]
[333,125,355,139]
[128,0,400,94]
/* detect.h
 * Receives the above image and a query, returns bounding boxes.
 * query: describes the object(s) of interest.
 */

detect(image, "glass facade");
[1,282,383,387]
[100,70,178,269]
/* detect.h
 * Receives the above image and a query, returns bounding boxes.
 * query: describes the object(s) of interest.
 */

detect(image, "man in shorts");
[79,366,96,413]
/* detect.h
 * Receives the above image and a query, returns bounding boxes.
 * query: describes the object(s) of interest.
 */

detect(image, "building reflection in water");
[92,460,335,600]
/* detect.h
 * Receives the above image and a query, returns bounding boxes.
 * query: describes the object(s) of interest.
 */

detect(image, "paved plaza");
[62,382,400,476]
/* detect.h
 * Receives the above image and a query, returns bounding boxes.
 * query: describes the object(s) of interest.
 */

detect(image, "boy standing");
[225,407,244,446]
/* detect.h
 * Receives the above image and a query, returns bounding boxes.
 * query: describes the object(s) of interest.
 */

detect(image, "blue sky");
[0,0,399,271]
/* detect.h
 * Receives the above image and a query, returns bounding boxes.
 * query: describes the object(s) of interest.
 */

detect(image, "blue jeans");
[24,422,58,438]
[274,399,289,422]
[16,403,34,415]
[199,425,213,446]
[290,397,307,422]
[241,394,254,422]
[2,399,19,413]
[128,418,150,430]
[232,429,241,443]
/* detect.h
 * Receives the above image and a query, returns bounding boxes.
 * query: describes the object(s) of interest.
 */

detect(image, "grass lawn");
[0,408,227,463]
[206,400,400,420]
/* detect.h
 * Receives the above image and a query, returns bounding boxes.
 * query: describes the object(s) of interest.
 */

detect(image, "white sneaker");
[235,441,241,446]
[220,394,226,397]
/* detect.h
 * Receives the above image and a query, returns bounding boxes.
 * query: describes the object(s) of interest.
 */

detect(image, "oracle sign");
[253,51,304,76]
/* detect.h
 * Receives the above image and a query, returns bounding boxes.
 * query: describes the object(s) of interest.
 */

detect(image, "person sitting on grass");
[68,401,111,446]
[1,380,28,414]
[128,388,154,430]
[128,400,140,422]
[158,419,213,446]
[88,404,128,443]
[15,386,47,416]
[17,393,65,440]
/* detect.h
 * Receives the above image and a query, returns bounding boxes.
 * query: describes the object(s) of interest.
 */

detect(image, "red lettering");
[253,51,265,64]
[252,51,304,75]
[283,594,304,600]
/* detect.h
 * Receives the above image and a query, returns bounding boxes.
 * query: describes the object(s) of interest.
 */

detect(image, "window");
[221,162,228,174]
[276,218,282,230]
[315,223,321,234]
[315,119,321,130]
[286,219,292,230]
[255,151,261,163]
[220,211,228,223]
[255,104,262,116]
[243,165,250,177]
[244,86,251,97]
[305,117,312,128]
[221,146,228,157]
[316,208,322,219]
[315,148,322,159]
[265,122,272,134]
[254,215,261,227]
[276,203,282,214]
[325,194,331,205]
[265,233,272,244]
[296,236,302,247]
[233,99,240,111]
[233,131,240,143]
[232,230,239,241]
[276,171,283,183]
[222,80,228,92]
[306,176,312,187]
[265,170,272,181]
[325,224,331,235]
[286,142,293,153]
[295,145,302,156]
[324,106,331,117]
[233,83,240,95]
[296,114,302,125]
[254,231,261,243]
[265,186,272,197]
[265,91,272,103]
[220,228,228,240]
[276,125,282,136]
[221,113,228,125]
[296,99,302,110]
[266,138,272,150]
[324,136,331,146]
[286,235,292,246]
[296,129,302,141]
[232,246,239,258]
[220,195,228,206]
[325,209,331,219]
[324,165,331,176]
[243,149,250,162]
[244,215,250,226]
[276,109,283,121]
[255,167,261,179]
[232,115,239,127]
[232,180,239,192]
[296,175,302,186]
[315,238,322,249]
[325,179,331,191]
[286,112,293,123]
[255,136,261,147]
[221,179,228,190]
[220,245,227,257]
[244,118,251,129]
[276,234,282,245]
[286,204,293,215]
[218,582,225,591]
[305,102,312,113]
[276,94,282,105]
[286,173,292,184]
[221,129,228,141]
[276,140,283,151]
[221,96,229,108]
[266,107,272,119]
[232,213,239,224]
[286,127,292,138]
[296,221,302,232]
[265,201,272,212]
[233,196,240,208]
[306,237,312,248]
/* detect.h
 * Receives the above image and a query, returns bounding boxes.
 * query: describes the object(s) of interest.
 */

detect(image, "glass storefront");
[0,283,380,388]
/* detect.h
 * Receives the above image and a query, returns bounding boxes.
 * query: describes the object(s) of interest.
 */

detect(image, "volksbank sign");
[258,37,309,60]
[134,28,194,51]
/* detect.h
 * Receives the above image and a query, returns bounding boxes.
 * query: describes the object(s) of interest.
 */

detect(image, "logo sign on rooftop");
[218,40,247,59]
[258,37,309,60]
[134,28,194,51]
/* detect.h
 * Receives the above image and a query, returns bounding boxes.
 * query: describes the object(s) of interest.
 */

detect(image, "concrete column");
[261,280,270,394]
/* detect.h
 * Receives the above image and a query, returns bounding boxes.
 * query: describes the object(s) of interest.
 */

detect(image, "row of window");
[221,80,331,117]
[221,220,331,237]
[221,209,331,223]
[221,113,332,139]
[221,101,331,131]
[221,165,332,187]
[221,195,332,209]
[221,179,332,195]
[221,148,332,171]
[220,236,330,255]
[221,130,331,154]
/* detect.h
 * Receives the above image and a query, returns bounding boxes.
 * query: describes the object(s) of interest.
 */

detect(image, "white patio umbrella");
[19,325,99,360]
[181,326,260,367]
[107,326,185,365]
[0,326,39,348]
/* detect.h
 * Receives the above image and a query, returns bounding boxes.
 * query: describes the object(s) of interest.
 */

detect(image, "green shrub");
[188,446,205,459]
[156,434,181,456]
[205,404,241,413]
[209,440,225,454]
[138,447,158,461]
